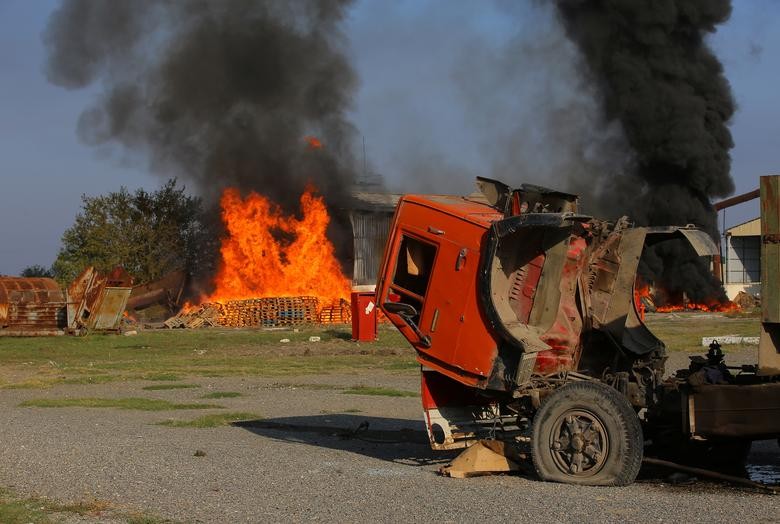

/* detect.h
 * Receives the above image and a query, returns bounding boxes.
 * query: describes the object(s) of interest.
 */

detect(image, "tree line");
[23,179,217,285]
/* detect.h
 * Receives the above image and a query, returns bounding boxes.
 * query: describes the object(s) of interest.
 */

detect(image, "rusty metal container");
[0,277,66,336]
[67,267,133,334]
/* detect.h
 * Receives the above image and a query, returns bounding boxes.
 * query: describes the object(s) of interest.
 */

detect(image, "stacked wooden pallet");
[165,296,366,328]
[318,298,352,324]
[218,296,320,327]
[164,303,223,329]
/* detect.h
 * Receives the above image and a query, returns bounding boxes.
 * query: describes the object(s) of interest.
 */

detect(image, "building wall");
[724,234,760,299]
[349,211,393,286]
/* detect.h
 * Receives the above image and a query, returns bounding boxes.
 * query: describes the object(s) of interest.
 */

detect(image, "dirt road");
[0,364,777,523]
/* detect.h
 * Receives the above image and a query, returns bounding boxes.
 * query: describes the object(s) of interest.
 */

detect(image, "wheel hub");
[549,409,609,477]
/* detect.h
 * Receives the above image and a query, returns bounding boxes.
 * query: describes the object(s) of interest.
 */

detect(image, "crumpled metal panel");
[67,267,132,333]
[127,269,186,311]
[0,277,66,336]
[644,226,719,257]
[677,229,719,257]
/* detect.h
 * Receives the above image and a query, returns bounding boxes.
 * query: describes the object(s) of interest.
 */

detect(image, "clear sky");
[0,0,778,275]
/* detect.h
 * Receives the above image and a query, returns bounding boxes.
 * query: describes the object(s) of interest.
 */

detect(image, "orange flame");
[633,280,652,320]
[634,278,739,314]
[305,136,323,149]
[202,186,350,305]
[655,301,740,313]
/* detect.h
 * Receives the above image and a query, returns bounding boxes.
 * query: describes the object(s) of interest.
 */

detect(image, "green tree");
[52,179,210,285]
[20,265,55,278]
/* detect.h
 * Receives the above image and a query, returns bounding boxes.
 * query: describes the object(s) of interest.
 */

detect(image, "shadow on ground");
[323,329,352,341]
[234,414,457,466]
[236,415,780,490]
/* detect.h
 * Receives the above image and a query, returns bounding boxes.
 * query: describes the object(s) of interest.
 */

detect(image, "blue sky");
[0,0,778,275]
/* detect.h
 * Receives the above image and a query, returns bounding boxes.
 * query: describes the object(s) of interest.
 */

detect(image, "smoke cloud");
[451,2,634,217]
[552,0,736,302]
[553,0,736,232]
[44,0,358,211]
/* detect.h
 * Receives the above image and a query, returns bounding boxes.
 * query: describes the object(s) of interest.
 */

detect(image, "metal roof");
[350,192,402,212]
[726,217,760,237]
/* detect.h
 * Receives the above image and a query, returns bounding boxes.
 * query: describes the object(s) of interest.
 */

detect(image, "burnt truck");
[376,175,780,486]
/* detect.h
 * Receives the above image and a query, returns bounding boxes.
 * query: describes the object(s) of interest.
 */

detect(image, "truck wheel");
[532,381,643,486]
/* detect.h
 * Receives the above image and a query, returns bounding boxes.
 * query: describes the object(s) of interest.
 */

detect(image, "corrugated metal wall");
[726,235,760,284]
[349,211,393,286]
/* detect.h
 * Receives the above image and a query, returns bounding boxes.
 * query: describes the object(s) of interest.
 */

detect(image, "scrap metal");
[126,269,186,313]
[0,277,66,336]
[67,266,133,334]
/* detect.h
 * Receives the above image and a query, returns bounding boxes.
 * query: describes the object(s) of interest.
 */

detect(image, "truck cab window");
[393,236,436,297]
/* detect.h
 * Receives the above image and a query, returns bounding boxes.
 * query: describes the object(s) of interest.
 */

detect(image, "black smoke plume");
[44,0,357,210]
[44,0,359,286]
[554,0,736,303]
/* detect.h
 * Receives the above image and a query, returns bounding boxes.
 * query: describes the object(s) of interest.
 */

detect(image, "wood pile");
[318,298,351,324]
[165,296,327,328]
[164,303,223,329]
[219,296,319,327]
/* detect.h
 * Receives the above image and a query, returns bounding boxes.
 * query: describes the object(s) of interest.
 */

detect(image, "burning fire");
[305,136,323,149]
[201,186,351,305]
[633,278,740,315]
[655,301,740,314]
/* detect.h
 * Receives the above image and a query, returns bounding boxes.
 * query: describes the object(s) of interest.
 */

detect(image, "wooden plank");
[761,176,780,323]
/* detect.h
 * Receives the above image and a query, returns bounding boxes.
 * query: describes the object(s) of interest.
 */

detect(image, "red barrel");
[351,291,378,341]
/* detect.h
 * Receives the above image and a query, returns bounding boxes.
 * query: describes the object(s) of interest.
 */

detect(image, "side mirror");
[383,302,418,317]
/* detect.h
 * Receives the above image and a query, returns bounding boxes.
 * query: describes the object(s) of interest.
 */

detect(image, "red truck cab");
[377,192,502,387]
[377,177,780,486]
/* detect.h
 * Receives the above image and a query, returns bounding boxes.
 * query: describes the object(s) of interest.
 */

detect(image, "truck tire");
[532,381,643,486]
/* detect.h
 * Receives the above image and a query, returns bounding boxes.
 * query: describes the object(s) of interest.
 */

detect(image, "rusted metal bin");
[0,277,66,336]
[67,267,132,334]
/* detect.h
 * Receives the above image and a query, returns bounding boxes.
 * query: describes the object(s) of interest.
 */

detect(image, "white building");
[723,217,760,300]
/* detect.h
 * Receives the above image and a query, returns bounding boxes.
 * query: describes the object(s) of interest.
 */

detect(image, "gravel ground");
[0,350,777,523]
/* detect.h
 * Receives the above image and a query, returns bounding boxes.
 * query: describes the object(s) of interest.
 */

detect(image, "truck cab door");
[385,231,471,367]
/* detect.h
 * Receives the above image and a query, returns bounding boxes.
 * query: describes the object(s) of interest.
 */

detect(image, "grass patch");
[644,313,760,352]
[141,373,181,381]
[0,327,417,388]
[2,379,58,390]
[0,496,50,523]
[142,384,200,391]
[0,487,111,523]
[201,391,241,399]
[61,374,118,385]
[341,386,418,397]
[19,397,222,411]
[0,487,170,524]
[158,412,260,428]
[269,382,342,391]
